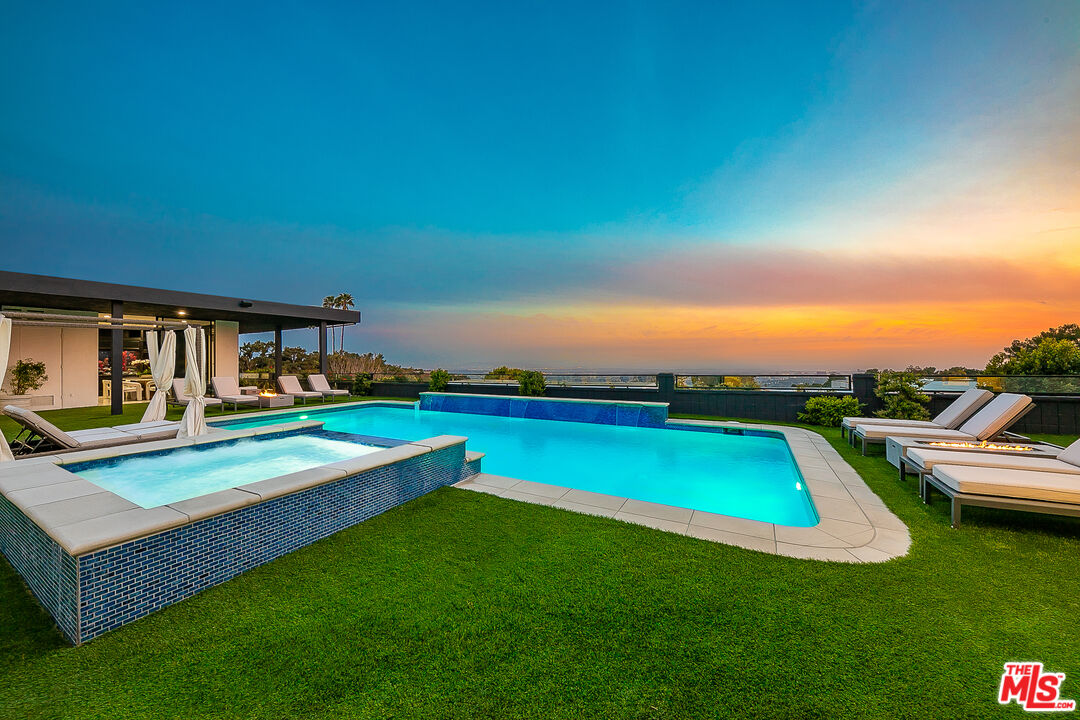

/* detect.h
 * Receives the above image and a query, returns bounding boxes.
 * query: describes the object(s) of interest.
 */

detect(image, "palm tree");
[335,292,355,359]
[321,295,338,358]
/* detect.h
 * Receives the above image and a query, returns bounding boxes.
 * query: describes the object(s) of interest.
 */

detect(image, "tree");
[321,296,338,357]
[986,324,1080,374]
[323,292,356,375]
[518,370,546,396]
[987,326,1080,376]
[486,366,524,380]
[239,341,275,372]
[429,369,450,392]
[874,369,930,421]
[8,359,48,395]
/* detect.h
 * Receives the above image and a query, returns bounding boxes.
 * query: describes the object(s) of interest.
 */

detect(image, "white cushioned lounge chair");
[850,393,1033,455]
[210,376,260,412]
[170,379,224,411]
[923,444,1080,527]
[3,405,180,456]
[277,375,323,404]
[307,374,348,401]
[902,437,1079,492]
[841,388,992,440]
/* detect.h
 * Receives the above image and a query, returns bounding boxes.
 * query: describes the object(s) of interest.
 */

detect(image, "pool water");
[71,435,380,508]
[221,406,817,526]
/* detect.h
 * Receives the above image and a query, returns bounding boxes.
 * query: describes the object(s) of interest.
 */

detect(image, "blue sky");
[1,1,1078,370]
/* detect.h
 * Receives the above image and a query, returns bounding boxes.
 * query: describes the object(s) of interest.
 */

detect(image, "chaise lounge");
[307,373,349,401]
[170,379,224,412]
[850,393,1034,455]
[3,405,181,456]
[277,375,324,404]
[210,377,260,412]
[901,437,1078,493]
[840,388,992,440]
[922,440,1080,527]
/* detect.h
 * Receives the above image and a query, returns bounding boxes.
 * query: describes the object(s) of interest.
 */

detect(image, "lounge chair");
[3,405,180,456]
[840,388,992,439]
[277,375,323,404]
[923,444,1080,526]
[307,374,349,401]
[170,379,224,411]
[850,393,1033,455]
[210,377,260,412]
[901,438,1078,492]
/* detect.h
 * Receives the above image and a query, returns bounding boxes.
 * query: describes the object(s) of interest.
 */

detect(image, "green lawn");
[1,414,1078,718]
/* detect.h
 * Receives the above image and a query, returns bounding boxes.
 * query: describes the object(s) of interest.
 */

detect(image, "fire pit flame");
[927,440,1034,451]
[258,391,277,398]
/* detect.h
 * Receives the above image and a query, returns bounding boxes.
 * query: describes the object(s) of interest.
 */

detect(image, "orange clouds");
[376,298,1078,370]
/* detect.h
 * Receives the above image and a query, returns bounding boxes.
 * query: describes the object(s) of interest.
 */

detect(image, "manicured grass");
[1,416,1079,718]
[0,397,412,444]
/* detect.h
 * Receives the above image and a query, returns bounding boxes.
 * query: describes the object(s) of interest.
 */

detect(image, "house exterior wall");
[3,325,97,410]
[213,321,239,380]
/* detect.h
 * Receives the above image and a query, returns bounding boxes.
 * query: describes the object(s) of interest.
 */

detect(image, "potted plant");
[2,358,49,406]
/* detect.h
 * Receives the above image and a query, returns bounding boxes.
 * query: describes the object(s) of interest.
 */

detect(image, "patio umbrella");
[0,314,13,461]
[140,330,176,423]
[177,326,208,437]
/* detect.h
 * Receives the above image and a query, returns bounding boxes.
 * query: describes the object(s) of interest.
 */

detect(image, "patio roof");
[0,271,360,333]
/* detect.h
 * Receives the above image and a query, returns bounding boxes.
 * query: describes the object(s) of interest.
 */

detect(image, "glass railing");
[675,374,853,392]
[448,373,658,388]
[919,376,1080,395]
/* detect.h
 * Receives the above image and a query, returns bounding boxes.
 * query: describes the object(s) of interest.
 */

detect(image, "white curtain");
[177,326,208,437]
[140,330,176,423]
[0,315,13,461]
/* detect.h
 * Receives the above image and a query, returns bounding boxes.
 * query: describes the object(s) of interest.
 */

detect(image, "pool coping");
[0,419,466,557]
[455,420,911,563]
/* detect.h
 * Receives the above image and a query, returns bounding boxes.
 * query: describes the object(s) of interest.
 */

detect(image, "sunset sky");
[1,1,1077,371]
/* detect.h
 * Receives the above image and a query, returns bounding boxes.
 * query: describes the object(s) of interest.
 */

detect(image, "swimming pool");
[219,404,818,526]
[69,433,381,508]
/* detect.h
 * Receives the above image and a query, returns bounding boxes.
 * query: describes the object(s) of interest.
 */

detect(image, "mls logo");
[999,662,1076,712]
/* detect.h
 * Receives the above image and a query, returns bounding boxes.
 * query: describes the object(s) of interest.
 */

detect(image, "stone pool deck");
[455,421,911,563]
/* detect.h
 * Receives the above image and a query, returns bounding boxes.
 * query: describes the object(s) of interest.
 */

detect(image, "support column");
[110,301,124,416]
[274,326,283,379]
[319,322,328,375]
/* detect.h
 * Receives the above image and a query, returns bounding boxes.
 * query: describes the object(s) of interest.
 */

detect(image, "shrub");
[874,369,930,420]
[350,373,372,396]
[486,366,524,381]
[429,368,450,392]
[797,396,863,427]
[518,370,546,396]
[8,359,48,396]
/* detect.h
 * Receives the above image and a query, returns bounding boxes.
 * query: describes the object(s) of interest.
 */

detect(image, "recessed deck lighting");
[177,310,187,316]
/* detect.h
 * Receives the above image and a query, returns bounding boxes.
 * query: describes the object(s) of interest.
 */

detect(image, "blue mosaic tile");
[4,441,466,644]
[0,494,80,643]
[419,393,670,428]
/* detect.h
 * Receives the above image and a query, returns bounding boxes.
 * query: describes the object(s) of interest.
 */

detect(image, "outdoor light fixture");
[177,310,187,316]
[238,300,253,308]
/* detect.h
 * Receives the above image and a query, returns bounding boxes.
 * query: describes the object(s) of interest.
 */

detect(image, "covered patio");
[0,271,360,415]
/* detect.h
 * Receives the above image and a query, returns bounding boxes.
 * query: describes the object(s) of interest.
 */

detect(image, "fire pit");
[257,391,294,408]
[927,441,1034,452]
